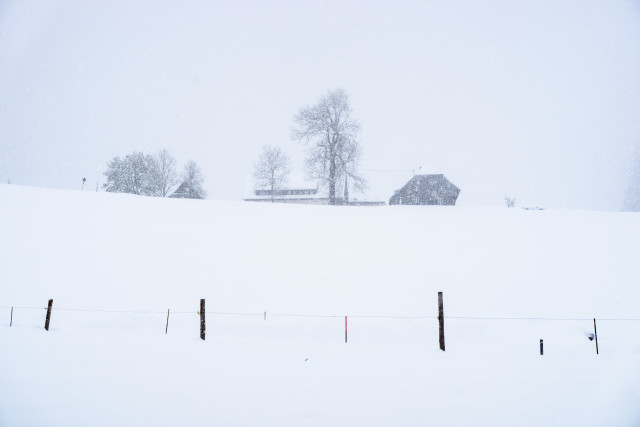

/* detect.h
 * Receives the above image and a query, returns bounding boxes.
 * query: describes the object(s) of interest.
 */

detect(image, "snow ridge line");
[1,306,639,321]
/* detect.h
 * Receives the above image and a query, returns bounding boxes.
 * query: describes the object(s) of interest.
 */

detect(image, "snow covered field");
[1,184,639,426]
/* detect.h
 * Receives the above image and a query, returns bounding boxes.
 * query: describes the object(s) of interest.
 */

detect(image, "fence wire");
[1,305,639,321]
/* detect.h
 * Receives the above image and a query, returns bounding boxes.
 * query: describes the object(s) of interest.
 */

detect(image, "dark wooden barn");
[389,174,460,206]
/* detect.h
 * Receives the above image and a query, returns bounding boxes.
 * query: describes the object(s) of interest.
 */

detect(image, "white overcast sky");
[1,0,639,209]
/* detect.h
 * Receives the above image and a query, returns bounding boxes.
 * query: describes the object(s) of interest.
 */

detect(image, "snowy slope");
[0,184,639,427]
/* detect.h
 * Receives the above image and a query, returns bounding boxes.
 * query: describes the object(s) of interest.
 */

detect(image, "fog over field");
[1,0,640,209]
[1,3,640,424]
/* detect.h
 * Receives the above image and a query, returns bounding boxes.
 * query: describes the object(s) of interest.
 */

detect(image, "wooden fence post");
[200,299,206,340]
[45,299,53,331]
[438,292,445,351]
[165,309,170,334]
[10,307,13,327]
[593,318,599,355]
[540,339,543,355]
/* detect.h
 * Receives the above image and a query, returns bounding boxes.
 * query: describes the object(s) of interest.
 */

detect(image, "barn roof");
[168,182,189,198]
[389,174,461,205]
[395,174,460,193]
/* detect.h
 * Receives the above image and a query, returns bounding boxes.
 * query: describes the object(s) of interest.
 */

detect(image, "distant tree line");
[103,149,206,199]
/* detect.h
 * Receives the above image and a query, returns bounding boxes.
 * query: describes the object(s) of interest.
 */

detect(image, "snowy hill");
[1,184,639,426]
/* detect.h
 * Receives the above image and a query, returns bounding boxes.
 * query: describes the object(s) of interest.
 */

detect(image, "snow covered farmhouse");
[389,174,460,206]
[244,183,384,205]
[244,187,329,204]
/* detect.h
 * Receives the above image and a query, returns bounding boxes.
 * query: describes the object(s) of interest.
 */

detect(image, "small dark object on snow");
[588,333,595,341]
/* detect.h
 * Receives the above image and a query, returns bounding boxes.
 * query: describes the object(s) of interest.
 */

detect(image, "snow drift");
[0,184,638,426]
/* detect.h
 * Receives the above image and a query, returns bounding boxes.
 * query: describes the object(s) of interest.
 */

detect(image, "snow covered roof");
[389,174,460,205]
[169,182,189,198]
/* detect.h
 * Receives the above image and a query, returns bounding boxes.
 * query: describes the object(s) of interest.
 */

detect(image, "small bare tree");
[153,149,178,197]
[292,88,365,204]
[253,146,291,202]
[504,196,516,208]
[180,161,206,199]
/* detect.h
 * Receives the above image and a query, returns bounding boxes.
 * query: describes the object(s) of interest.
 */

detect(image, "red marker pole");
[345,316,348,343]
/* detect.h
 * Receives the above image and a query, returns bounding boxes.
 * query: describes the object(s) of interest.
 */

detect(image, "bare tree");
[180,160,206,199]
[253,146,291,202]
[153,149,178,197]
[103,152,157,195]
[292,88,365,205]
[504,196,516,208]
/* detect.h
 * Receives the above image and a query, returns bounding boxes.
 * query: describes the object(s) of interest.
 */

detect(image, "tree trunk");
[344,175,349,204]
[328,149,336,205]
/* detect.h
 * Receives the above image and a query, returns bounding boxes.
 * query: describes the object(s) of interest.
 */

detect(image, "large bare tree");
[292,88,365,205]
[253,145,291,202]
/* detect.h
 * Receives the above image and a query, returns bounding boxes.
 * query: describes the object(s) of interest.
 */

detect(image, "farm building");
[245,174,384,205]
[168,182,190,199]
[245,186,384,206]
[245,187,329,204]
[389,174,460,206]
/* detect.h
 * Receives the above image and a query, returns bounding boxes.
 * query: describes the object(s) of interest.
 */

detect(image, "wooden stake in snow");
[540,339,543,355]
[200,299,205,340]
[45,299,53,331]
[593,318,599,355]
[165,309,170,334]
[438,292,445,351]
[10,306,13,327]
